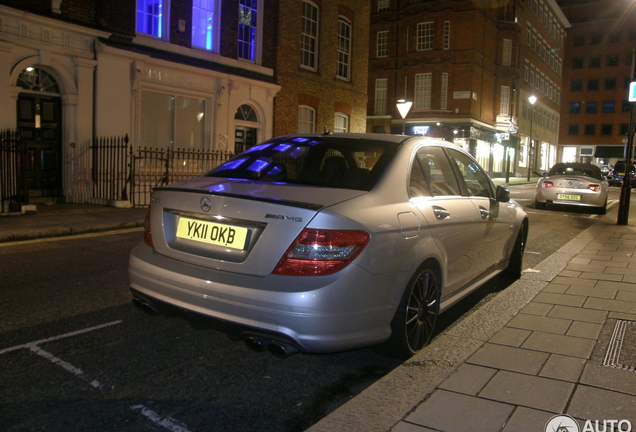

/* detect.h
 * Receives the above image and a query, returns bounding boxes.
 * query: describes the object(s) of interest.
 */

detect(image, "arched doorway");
[16,67,63,200]
[234,104,259,153]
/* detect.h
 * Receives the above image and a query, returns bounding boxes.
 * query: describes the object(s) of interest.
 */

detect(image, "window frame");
[192,0,218,51]
[298,105,316,133]
[416,21,435,51]
[336,17,352,81]
[136,0,169,40]
[300,1,319,70]
[376,30,389,58]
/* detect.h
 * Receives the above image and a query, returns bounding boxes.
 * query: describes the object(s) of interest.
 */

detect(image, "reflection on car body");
[535,162,609,214]
[129,133,528,359]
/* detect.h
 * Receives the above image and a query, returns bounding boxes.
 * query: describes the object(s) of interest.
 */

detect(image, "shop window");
[140,91,205,150]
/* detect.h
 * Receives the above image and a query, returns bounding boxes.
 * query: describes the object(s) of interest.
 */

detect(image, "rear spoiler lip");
[156,186,326,211]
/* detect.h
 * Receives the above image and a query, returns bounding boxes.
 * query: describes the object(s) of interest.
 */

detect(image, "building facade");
[0,0,281,206]
[557,0,636,169]
[367,0,569,179]
[273,0,370,136]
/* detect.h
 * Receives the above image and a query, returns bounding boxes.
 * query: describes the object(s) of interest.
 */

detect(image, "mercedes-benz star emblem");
[200,196,212,212]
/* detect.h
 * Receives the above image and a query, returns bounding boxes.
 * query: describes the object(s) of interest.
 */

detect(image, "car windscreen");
[548,165,602,180]
[205,136,398,191]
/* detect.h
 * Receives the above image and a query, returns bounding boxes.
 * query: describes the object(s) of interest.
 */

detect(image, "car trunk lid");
[148,177,365,276]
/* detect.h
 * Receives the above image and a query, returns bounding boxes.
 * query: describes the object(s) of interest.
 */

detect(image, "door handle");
[479,206,489,220]
[433,206,450,220]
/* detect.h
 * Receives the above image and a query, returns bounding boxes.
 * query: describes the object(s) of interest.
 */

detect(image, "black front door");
[17,94,63,199]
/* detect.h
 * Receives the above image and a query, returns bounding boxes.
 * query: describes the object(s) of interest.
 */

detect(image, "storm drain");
[603,320,636,372]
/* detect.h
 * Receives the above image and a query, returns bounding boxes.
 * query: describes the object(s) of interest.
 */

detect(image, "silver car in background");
[129,134,528,359]
[535,162,609,214]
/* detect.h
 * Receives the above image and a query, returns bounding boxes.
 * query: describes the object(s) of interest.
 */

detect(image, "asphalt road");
[0,184,619,432]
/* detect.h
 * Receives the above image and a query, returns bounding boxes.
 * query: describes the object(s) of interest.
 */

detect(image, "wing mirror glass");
[496,185,510,203]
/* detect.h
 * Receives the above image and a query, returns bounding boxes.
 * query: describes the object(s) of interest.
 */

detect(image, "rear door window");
[409,146,461,197]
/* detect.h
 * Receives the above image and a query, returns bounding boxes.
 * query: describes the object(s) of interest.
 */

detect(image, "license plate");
[557,193,581,201]
[176,217,248,250]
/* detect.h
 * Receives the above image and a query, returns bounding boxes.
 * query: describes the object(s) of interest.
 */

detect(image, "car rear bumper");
[128,242,401,353]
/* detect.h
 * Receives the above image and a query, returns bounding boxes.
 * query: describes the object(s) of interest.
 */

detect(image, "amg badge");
[265,214,303,223]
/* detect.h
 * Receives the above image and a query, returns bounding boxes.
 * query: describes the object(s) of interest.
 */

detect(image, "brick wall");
[273,0,370,136]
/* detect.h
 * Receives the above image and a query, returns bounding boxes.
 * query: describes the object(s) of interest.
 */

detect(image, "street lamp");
[396,99,413,135]
[527,95,537,181]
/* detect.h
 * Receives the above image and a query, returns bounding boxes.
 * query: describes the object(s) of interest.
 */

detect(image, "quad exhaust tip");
[132,297,159,315]
[244,336,298,358]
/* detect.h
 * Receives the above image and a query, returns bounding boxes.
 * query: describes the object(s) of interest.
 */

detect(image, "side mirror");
[496,185,510,203]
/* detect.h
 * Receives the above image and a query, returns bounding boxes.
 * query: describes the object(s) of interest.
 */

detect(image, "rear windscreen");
[205,137,397,191]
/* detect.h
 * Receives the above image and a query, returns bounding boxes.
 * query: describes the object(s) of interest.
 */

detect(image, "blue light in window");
[218,157,247,171]
[273,144,293,152]
[247,158,270,173]
[244,143,272,153]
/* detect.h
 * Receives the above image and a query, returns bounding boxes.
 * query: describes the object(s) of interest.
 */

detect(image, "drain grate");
[603,320,636,372]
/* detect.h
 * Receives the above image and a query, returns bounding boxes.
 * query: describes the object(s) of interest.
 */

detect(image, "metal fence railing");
[0,130,27,213]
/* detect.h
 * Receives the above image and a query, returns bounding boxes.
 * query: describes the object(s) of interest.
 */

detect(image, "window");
[137,0,166,38]
[607,54,619,67]
[584,124,596,136]
[589,56,601,68]
[603,101,615,113]
[414,73,432,110]
[301,2,319,70]
[588,79,599,91]
[605,78,617,90]
[500,86,510,115]
[336,18,352,80]
[573,35,585,46]
[377,31,389,58]
[448,148,494,199]
[409,147,461,197]
[568,124,579,135]
[601,124,613,135]
[585,102,597,113]
[571,80,582,91]
[334,113,349,133]
[298,106,315,133]
[140,91,205,150]
[591,33,602,45]
[378,0,389,12]
[620,123,629,135]
[443,21,450,50]
[192,0,216,50]
[502,39,512,66]
[623,100,631,112]
[238,0,258,61]
[609,33,620,43]
[374,79,387,115]
[441,73,448,110]
[416,22,434,51]
[569,102,581,114]
[572,58,584,69]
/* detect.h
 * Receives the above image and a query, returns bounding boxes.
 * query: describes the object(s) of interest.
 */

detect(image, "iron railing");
[0,130,27,213]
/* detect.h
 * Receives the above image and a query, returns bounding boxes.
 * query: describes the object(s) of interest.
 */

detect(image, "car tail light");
[143,206,153,247]
[587,184,601,192]
[543,181,554,188]
[273,229,370,276]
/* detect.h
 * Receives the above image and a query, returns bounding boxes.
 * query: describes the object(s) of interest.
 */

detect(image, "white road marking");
[0,227,143,247]
[130,405,193,432]
[27,343,104,389]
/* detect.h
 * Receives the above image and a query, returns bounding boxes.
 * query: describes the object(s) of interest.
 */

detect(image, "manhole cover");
[603,320,636,372]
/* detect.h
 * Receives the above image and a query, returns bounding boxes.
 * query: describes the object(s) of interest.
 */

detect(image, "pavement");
[1,183,635,431]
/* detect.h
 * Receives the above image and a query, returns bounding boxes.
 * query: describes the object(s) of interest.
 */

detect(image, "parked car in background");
[129,133,528,359]
[535,163,609,214]
[608,160,636,187]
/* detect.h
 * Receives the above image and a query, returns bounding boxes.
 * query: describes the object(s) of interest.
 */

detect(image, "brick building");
[557,0,636,168]
[272,0,370,136]
[367,0,569,179]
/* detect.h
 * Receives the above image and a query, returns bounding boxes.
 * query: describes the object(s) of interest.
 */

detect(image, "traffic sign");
[629,81,636,102]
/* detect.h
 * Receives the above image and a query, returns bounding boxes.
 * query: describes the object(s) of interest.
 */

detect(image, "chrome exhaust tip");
[244,336,268,352]
[132,297,158,315]
[268,343,298,358]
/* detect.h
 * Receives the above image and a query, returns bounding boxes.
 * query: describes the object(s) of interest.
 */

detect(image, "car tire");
[504,223,526,279]
[383,263,441,359]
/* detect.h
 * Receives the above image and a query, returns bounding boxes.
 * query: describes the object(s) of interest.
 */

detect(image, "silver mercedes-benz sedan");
[535,162,609,214]
[129,133,528,358]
